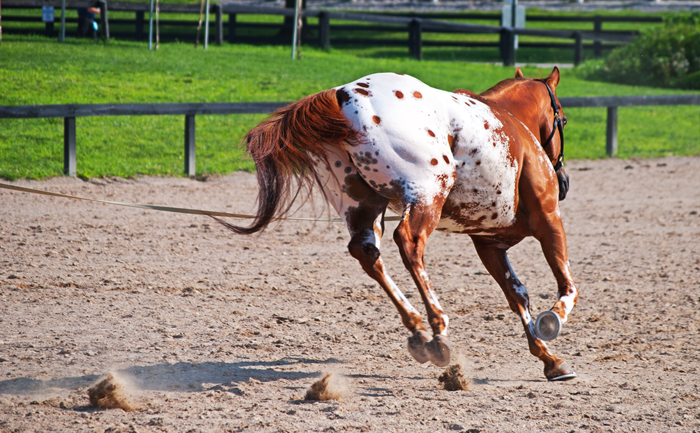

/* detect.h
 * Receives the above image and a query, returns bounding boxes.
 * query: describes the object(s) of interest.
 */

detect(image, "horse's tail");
[214,88,359,235]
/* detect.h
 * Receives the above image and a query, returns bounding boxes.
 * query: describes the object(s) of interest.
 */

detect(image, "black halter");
[535,79,564,172]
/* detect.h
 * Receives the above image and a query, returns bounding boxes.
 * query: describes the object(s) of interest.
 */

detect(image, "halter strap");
[534,79,564,172]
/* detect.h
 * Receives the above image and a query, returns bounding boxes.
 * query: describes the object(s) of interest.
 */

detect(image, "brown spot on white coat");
[354,88,370,97]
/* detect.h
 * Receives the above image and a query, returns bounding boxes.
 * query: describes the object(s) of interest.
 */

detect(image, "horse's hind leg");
[471,237,576,381]
[315,148,433,363]
[393,201,452,367]
[330,184,431,365]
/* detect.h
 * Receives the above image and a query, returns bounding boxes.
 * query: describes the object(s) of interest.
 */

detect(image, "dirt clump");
[305,373,348,401]
[438,364,470,391]
[87,374,135,412]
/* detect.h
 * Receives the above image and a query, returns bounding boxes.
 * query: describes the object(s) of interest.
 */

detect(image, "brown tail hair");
[214,89,359,235]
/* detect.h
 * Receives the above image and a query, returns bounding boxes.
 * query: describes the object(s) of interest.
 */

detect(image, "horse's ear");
[514,67,524,79]
[546,66,561,89]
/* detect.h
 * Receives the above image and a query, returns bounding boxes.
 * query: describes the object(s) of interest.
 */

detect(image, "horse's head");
[516,66,569,200]
[482,67,569,200]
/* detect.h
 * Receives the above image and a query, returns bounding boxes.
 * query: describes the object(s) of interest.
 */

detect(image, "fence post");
[64,117,76,177]
[204,0,210,49]
[408,18,422,60]
[500,28,516,66]
[97,0,110,41]
[215,4,223,46]
[593,16,602,58]
[574,31,583,66]
[59,0,66,42]
[228,13,236,44]
[606,106,618,157]
[148,0,154,50]
[318,10,330,50]
[46,21,55,38]
[136,10,144,41]
[184,115,195,177]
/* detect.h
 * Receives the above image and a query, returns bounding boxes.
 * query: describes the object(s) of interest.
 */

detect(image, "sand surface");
[1,155,699,432]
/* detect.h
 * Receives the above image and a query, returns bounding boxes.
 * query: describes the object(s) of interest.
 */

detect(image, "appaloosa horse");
[218,67,578,381]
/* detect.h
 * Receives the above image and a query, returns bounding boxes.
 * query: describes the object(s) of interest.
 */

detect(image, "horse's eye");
[562,117,568,126]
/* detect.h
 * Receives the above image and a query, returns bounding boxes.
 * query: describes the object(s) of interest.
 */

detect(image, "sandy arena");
[1,155,699,432]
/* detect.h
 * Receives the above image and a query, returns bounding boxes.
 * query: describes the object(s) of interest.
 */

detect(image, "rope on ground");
[0,182,403,222]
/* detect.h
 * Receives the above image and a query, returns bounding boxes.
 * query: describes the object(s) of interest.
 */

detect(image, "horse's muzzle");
[557,169,570,201]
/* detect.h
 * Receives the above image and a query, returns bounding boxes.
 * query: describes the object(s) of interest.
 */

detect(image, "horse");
[217,66,578,381]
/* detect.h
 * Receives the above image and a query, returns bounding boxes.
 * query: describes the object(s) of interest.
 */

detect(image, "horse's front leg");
[532,213,578,326]
[517,156,579,329]
[471,237,576,381]
[393,201,452,368]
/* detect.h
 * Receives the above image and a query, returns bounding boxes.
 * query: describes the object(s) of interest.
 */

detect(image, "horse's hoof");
[545,360,576,381]
[536,310,562,341]
[407,330,431,364]
[426,335,452,368]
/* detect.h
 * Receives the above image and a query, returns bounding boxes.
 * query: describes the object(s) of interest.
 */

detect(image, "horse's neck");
[481,82,544,142]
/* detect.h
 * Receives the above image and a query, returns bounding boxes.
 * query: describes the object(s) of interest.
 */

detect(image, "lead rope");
[0,182,403,223]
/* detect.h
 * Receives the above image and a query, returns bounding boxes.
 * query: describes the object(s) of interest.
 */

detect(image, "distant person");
[77,1,100,38]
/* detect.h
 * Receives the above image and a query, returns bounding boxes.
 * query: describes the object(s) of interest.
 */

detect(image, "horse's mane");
[481,78,520,97]
[480,73,542,98]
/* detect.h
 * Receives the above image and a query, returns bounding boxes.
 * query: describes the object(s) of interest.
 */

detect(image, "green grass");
[0,36,698,180]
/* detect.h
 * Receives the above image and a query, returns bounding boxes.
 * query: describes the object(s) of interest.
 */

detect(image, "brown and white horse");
[218,67,577,381]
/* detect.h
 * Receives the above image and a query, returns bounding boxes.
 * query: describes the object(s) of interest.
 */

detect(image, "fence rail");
[559,94,700,107]
[0,102,289,177]
[560,94,700,156]
[2,95,698,177]
[0,102,290,119]
[2,1,655,65]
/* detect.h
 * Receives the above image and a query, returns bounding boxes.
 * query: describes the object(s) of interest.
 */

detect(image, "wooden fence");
[1,0,657,65]
[0,102,287,177]
[559,95,700,157]
[2,95,698,177]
